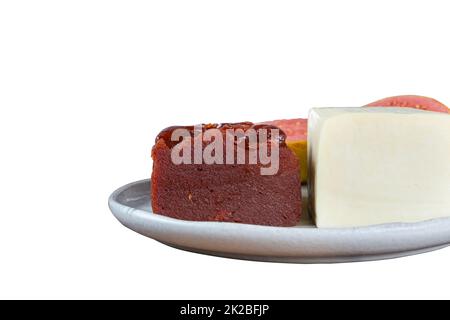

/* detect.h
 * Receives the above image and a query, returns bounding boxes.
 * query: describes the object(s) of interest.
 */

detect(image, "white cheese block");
[308,107,450,228]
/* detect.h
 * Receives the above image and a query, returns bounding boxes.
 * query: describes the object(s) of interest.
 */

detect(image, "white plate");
[109,179,450,263]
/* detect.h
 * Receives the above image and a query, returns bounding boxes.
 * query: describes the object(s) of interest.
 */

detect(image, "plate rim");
[109,179,450,262]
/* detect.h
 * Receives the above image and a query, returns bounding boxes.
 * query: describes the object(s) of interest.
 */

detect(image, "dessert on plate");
[149,95,450,228]
[151,122,302,227]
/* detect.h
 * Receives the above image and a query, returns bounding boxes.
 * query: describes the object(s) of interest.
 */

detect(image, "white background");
[1,0,449,299]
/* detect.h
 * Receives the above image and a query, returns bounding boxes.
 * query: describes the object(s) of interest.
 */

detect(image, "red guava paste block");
[151,122,302,227]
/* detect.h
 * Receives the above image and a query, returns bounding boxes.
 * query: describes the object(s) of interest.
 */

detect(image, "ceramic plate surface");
[109,179,450,263]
